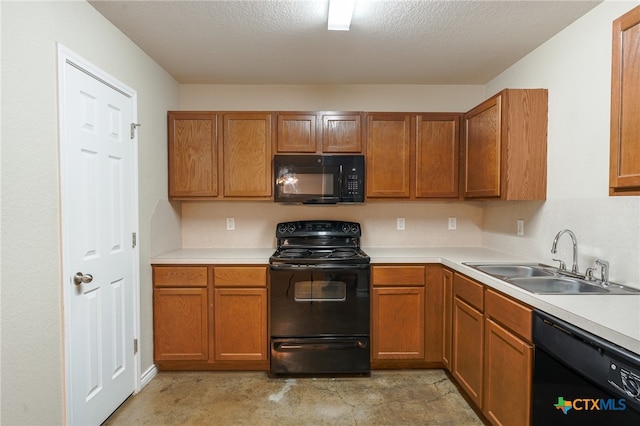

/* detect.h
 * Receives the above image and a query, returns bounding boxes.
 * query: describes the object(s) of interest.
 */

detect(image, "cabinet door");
[277,113,317,153]
[452,297,484,407]
[416,114,460,198]
[442,268,453,370]
[154,287,209,361]
[168,112,218,198]
[484,318,533,426]
[322,113,362,153]
[610,5,640,195]
[464,96,501,198]
[214,288,267,361]
[366,114,412,198]
[372,286,425,360]
[222,113,272,197]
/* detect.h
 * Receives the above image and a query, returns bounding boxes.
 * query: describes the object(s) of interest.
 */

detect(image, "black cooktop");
[270,221,369,266]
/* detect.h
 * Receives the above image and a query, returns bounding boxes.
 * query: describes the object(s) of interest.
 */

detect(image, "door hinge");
[130,122,141,139]
[134,338,138,355]
[132,232,137,248]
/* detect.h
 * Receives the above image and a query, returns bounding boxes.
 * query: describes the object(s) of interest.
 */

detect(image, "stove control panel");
[276,221,361,237]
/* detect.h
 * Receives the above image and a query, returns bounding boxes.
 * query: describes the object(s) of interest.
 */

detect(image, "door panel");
[60,50,137,425]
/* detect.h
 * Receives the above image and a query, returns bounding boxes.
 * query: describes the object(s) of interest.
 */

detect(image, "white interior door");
[59,46,139,425]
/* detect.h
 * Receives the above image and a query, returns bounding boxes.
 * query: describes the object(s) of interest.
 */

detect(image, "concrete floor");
[104,369,484,425]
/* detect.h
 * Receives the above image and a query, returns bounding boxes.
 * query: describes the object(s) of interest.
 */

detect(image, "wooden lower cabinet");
[483,289,533,426]
[483,319,532,426]
[372,286,425,360]
[214,288,267,361]
[154,287,209,361]
[448,273,534,426]
[371,264,443,368]
[153,266,210,362]
[152,265,268,370]
[441,267,453,370]
[452,296,484,407]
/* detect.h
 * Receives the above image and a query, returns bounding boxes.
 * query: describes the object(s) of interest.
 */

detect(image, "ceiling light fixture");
[328,0,355,31]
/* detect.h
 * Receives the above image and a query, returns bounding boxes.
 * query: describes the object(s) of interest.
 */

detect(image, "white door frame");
[57,44,141,422]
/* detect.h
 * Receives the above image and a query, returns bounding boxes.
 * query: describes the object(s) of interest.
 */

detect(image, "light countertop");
[152,246,640,355]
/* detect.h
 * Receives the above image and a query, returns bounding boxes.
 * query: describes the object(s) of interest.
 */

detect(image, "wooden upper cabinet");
[276,112,363,153]
[222,113,273,198]
[277,113,317,152]
[416,114,460,199]
[322,113,362,152]
[168,112,218,198]
[610,5,640,195]
[464,89,548,200]
[366,113,412,198]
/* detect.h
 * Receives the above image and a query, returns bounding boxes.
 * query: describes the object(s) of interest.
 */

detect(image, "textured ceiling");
[89,0,602,85]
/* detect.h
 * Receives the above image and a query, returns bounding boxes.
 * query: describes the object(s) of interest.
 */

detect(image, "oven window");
[294,280,346,301]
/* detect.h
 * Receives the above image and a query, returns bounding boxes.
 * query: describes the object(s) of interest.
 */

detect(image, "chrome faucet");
[551,229,579,274]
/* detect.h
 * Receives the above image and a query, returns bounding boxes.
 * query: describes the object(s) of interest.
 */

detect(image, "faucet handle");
[552,258,567,271]
[584,267,596,281]
[595,259,610,285]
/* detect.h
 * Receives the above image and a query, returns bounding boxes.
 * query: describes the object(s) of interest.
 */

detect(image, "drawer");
[214,266,267,287]
[153,266,208,288]
[372,266,426,286]
[485,289,532,342]
[453,273,484,311]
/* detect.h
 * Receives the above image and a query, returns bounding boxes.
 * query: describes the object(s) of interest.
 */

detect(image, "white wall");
[0,1,180,424]
[481,0,640,289]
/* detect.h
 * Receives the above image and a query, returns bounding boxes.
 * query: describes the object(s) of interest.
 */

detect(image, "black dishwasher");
[532,310,640,425]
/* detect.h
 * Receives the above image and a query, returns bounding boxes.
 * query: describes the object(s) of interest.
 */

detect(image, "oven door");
[269,265,370,376]
[270,266,370,338]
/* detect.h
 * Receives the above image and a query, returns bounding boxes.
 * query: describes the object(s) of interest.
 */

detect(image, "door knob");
[73,272,93,285]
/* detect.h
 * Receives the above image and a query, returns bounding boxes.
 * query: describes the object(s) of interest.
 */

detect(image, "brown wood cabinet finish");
[214,288,268,361]
[452,273,485,407]
[153,266,211,362]
[366,114,412,198]
[168,112,218,198]
[322,113,363,152]
[222,113,273,198]
[275,112,363,153]
[416,114,461,198]
[441,267,453,370]
[153,265,268,370]
[154,287,209,361]
[610,5,640,195]
[277,113,317,152]
[483,289,533,426]
[372,286,425,360]
[464,89,548,200]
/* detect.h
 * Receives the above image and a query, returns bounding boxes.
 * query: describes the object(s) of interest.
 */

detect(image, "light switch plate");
[397,218,405,231]
[517,219,525,236]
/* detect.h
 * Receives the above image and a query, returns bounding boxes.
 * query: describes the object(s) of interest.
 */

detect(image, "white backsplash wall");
[181,201,483,249]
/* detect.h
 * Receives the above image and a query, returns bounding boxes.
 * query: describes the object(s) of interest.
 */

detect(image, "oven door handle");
[270,263,370,271]
[274,340,368,352]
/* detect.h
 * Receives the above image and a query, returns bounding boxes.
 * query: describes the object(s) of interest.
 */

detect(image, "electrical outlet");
[517,219,525,236]
[396,218,405,231]
[226,217,235,231]
[448,217,457,230]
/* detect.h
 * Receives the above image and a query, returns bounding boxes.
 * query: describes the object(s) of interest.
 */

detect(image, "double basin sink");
[463,263,640,295]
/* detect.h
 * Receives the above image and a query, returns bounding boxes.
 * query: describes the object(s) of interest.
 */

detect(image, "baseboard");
[140,364,158,390]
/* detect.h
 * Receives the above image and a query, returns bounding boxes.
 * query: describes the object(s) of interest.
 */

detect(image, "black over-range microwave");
[274,155,365,204]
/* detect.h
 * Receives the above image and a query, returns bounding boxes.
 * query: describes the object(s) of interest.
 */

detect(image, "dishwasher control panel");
[609,361,640,403]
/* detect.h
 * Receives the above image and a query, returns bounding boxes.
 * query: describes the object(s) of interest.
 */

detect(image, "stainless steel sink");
[507,276,609,294]
[463,262,640,295]
[470,264,555,279]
